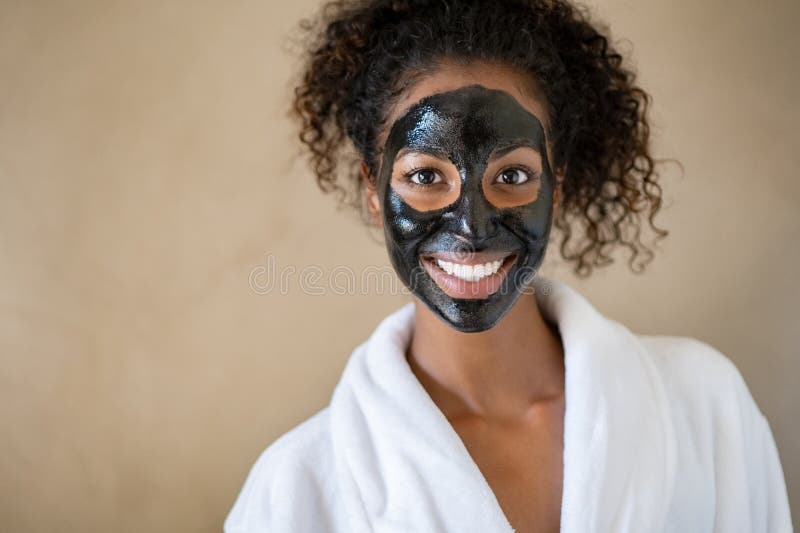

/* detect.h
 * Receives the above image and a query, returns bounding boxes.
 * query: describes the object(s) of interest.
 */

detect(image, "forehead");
[379,61,550,147]
[387,86,547,155]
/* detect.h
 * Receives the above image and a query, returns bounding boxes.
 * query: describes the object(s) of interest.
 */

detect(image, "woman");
[226,1,792,531]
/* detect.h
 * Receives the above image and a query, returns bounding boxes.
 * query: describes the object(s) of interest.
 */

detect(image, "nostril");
[451,240,476,263]
[458,211,497,240]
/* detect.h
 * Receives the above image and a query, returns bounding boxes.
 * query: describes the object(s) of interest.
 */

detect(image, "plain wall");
[1,0,797,531]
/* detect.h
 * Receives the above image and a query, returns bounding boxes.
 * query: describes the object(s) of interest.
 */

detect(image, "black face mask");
[377,85,555,333]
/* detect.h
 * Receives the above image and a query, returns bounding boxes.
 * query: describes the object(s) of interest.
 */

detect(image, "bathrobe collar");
[329,276,676,532]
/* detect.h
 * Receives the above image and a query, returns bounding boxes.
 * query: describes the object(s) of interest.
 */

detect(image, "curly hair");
[292,0,668,277]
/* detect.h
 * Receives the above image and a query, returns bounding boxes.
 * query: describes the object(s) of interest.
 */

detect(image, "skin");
[363,61,566,533]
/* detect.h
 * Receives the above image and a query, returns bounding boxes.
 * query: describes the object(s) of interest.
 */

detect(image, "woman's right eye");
[409,169,441,185]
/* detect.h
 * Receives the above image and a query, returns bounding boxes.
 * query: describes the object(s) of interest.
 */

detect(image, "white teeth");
[435,258,504,282]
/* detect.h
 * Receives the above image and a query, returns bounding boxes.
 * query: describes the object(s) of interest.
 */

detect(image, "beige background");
[1,0,797,531]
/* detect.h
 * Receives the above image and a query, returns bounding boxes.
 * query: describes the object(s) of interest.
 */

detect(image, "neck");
[407,292,564,421]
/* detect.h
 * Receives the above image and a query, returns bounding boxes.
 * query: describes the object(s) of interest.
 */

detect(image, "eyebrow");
[489,140,541,160]
[394,147,450,161]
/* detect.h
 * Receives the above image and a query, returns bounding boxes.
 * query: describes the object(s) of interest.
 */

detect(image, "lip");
[420,253,518,300]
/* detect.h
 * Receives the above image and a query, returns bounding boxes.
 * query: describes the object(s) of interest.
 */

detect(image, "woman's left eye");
[495,168,531,185]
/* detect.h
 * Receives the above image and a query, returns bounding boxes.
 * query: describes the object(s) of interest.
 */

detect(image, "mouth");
[419,251,518,300]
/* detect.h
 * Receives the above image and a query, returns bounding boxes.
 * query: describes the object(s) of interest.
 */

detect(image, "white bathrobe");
[225,277,793,532]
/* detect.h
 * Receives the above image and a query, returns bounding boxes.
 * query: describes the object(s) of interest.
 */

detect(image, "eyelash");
[495,165,539,185]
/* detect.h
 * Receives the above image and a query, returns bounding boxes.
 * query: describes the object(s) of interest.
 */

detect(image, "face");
[369,64,558,333]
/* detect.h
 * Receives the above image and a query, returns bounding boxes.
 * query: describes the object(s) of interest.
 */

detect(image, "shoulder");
[637,334,742,383]
[634,333,770,463]
[635,334,793,530]
[635,334,762,420]
[634,335,774,473]
[224,407,338,533]
[254,407,332,466]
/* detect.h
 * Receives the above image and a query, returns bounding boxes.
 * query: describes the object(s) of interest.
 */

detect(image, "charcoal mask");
[377,85,555,333]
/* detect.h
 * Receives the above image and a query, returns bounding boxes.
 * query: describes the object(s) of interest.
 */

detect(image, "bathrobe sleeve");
[224,408,344,533]
[722,352,793,533]
[748,408,793,532]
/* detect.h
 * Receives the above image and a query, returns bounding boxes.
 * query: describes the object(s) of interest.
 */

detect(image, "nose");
[447,192,498,241]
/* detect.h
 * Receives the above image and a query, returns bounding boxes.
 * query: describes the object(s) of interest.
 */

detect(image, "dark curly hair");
[292,0,668,277]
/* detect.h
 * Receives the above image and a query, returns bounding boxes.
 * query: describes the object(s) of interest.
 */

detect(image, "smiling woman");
[224,1,793,532]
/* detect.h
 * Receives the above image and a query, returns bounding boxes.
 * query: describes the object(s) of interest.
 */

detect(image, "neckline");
[332,275,675,532]
[400,281,567,531]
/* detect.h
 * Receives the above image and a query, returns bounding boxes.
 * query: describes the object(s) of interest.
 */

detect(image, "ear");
[361,161,382,227]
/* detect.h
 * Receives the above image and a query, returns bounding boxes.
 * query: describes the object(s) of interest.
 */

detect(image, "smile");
[434,258,503,282]
[419,252,518,300]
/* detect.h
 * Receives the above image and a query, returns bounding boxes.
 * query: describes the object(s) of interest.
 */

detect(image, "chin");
[423,291,521,334]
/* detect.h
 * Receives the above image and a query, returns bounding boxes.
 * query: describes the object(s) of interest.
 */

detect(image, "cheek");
[383,188,441,244]
[499,186,554,239]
